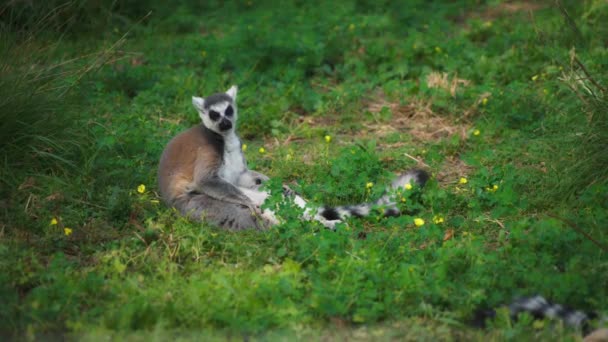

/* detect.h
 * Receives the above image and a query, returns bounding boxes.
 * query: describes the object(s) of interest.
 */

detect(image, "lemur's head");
[192,85,238,135]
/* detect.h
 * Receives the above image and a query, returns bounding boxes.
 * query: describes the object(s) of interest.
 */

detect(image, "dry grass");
[426,71,471,97]
[481,1,545,20]
[452,1,545,28]
[363,91,475,185]
[363,91,470,143]
[436,156,474,185]
[280,89,476,185]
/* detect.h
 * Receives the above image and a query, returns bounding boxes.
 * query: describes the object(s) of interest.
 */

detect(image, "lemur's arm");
[190,176,254,207]
[186,146,255,207]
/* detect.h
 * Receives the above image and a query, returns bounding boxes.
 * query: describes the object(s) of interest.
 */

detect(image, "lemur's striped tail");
[472,295,600,335]
[318,169,429,221]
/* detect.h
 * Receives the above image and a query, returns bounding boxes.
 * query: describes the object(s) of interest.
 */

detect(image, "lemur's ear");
[192,96,205,111]
[226,85,237,100]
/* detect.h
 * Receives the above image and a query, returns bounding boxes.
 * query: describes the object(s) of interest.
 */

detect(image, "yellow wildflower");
[404,183,413,190]
[324,135,332,143]
[486,184,499,192]
[481,98,488,106]
[366,182,374,189]
[473,129,481,136]
[64,227,73,236]
[50,218,58,225]
[531,74,539,81]
[259,147,266,154]
[435,46,442,53]
[242,144,247,152]
[433,215,444,224]
[400,197,406,203]
[458,177,468,185]
[137,184,146,194]
[414,218,425,227]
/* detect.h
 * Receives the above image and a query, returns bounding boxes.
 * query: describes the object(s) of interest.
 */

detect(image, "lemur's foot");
[254,205,280,226]
[282,185,296,197]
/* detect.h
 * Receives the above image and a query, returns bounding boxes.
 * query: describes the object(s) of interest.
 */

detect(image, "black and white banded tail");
[318,169,429,221]
[473,295,600,335]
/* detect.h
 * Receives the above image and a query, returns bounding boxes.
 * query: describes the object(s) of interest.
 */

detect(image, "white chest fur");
[218,132,247,184]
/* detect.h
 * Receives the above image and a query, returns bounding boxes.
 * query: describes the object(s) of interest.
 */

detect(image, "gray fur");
[203,93,233,109]
[193,176,254,207]
[174,192,268,230]
[237,170,270,190]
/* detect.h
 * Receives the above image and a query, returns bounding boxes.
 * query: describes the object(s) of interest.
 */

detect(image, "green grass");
[1,0,607,340]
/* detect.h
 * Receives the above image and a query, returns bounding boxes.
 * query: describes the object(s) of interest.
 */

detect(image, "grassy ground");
[1,0,607,340]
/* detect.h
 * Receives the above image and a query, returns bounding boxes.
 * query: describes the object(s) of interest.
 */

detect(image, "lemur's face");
[192,85,238,135]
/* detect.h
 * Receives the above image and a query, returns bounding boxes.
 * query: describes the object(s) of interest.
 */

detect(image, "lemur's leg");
[174,192,271,230]
[239,185,342,229]
[288,190,343,230]
[238,187,280,225]
[189,176,254,209]
[236,170,270,191]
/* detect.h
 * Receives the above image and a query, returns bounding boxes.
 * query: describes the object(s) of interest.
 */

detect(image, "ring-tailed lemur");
[158,85,276,230]
[157,85,428,230]
[473,295,607,339]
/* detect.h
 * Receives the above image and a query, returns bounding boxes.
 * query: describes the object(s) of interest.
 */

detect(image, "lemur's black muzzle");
[219,119,232,131]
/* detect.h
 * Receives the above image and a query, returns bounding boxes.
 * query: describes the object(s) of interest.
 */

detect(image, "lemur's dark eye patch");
[255,178,262,185]
[225,105,234,117]
[209,110,220,121]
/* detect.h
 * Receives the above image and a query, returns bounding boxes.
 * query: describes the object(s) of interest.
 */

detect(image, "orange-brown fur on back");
[158,124,222,205]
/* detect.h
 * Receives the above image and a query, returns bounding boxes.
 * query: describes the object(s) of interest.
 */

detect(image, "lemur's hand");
[253,205,280,226]
[282,185,296,197]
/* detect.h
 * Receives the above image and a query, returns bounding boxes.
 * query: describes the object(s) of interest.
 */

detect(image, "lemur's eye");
[209,110,220,121]
[255,178,262,185]
[225,105,234,117]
